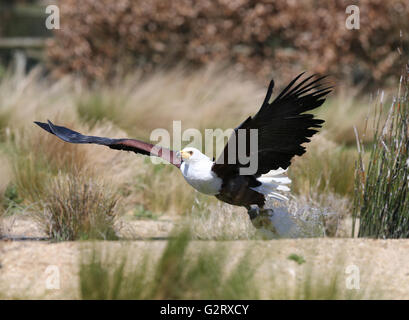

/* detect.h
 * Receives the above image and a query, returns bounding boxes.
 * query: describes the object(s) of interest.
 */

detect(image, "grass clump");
[34,173,118,241]
[353,75,409,238]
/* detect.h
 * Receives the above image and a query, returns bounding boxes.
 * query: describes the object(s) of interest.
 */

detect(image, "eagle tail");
[251,168,291,202]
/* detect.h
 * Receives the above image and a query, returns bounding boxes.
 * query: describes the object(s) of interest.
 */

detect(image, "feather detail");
[251,168,292,201]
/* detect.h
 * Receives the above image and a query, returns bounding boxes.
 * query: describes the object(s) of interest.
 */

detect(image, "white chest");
[180,161,222,195]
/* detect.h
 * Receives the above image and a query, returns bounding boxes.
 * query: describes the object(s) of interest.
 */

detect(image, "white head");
[177,147,210,164]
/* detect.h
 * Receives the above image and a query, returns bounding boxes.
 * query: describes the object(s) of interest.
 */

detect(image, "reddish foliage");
[47,0,409,89]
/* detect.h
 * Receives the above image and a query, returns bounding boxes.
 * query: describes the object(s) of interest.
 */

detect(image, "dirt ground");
[1,215,409,299]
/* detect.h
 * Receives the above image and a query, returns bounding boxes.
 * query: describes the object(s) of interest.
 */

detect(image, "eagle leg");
[249,207,276,232]
[246,205,260,220]
[246,205,275,220]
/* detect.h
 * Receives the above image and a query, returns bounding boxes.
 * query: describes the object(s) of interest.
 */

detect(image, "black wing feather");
[212,73,332,179]
[34,121,181,167]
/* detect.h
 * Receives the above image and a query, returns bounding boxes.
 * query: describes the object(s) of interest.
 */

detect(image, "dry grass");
[0,69,78,134]
[33,172,118,241]
[130,160,214,215]
[288,193,353,237]
[1,66,259,218]
[80,230,259,299]
[79,231,371,300]
[8,127,88,203]
[289,135,358,199]
[0,65,375,237]
[316,88,382,146]
[187,202,257,240]
[75,65,263,142]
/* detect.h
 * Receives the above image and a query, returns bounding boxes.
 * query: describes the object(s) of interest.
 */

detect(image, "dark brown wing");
[34,120,181,167]
[212,73,332,179]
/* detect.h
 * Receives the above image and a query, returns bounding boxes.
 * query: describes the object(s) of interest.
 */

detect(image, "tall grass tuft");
[353,75,409,238]
[34,173,118,241]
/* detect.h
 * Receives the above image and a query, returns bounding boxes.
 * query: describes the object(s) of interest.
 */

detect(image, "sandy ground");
[1,215,409,299]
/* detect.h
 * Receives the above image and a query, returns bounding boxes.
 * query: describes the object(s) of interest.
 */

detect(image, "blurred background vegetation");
[1,0,408,90]
[0,0,51,75]
[0,0,409,240]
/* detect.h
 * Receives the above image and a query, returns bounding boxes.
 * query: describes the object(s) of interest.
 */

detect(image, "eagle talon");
[250,208,276,232]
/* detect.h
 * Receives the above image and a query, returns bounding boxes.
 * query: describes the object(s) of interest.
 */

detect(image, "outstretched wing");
[212,73,332,179]
[34,120,181,168]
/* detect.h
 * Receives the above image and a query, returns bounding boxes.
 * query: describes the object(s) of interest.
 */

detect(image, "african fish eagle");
[35,73,331,221]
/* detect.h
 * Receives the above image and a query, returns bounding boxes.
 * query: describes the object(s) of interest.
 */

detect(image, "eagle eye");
[188,151,193,155]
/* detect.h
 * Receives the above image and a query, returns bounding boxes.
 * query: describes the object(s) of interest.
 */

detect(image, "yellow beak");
[178,150,191,160]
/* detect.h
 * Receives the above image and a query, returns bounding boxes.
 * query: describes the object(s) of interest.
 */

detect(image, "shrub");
[34,172,118,241]
[48,0,409,89]
[353,74,409,238]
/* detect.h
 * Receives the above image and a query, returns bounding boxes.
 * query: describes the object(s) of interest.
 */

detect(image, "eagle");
[35,73,331,221]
